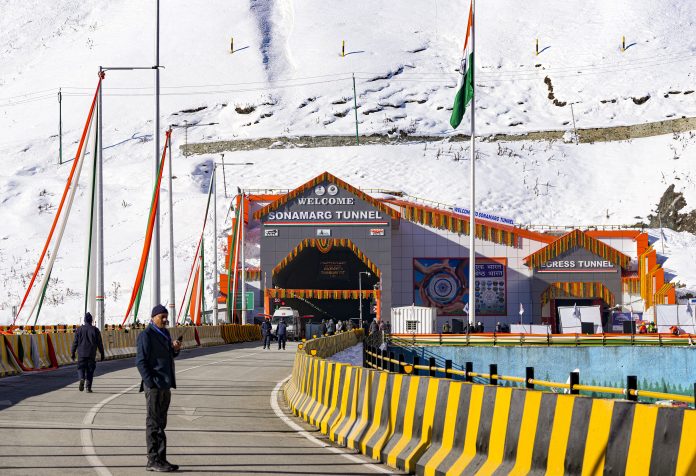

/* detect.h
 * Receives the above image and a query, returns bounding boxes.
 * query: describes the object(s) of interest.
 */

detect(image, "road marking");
[82,350,257,475]
[270,376,395,474]
[176,406,202,422]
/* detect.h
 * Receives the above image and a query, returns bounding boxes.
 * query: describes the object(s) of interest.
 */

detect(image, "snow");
[2,0,696,324]
[329,343,363,366]
[647,228,696,294]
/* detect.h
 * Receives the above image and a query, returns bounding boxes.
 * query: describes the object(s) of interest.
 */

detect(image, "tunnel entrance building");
[256,174,397,323]
[219,172,675,332]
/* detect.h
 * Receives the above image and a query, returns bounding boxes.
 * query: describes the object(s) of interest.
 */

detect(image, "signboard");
[413,257,507,316]
[234,292,254,310]
[558,305,603,333]
[264,229,279,237]
[452,206,514,226]
[316,229,331,237]
[319,260,348,280]
[611,311,642,332]
[369,228,385,236]
[263,183,388,225]
[538,258,616,273]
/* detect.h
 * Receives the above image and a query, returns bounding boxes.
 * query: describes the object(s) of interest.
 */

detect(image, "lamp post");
[359,271,371,330]
[96,65,161,331]
[212,162,252,323]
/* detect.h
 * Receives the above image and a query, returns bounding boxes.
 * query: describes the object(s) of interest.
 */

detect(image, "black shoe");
[146,461,172,472]
[163,461,179,471]
[86,388,93,393]
[79,380,84,391]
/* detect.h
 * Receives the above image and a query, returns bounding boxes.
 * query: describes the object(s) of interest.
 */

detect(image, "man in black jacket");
[277,319,287,350]
[261,317,272,349]
[71,312,104,393]
[136,304,182,472]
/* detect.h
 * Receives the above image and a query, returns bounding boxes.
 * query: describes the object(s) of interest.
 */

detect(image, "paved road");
[0,341,395,475]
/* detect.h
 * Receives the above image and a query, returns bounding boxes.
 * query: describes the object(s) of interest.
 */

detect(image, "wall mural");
[413,258,507,316]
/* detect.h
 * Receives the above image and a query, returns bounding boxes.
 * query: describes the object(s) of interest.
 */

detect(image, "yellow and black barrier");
[301,329,364,358]
[286,339,696,475]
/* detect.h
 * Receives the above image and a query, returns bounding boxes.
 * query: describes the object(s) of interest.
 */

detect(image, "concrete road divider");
[197,325,225,347]
[362,372,402,460]
[4,334,38,370]
[220,324,261,343]
[170,326,198,349]
[0,324,259,380]
[303,329,364,358]
[49,332,76,366]
[0,335,20,377]
[2,334,57,371]
[286,334,696,475]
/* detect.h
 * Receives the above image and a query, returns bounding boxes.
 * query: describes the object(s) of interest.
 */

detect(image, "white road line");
[82,350,257,476]
[270,376,394,474]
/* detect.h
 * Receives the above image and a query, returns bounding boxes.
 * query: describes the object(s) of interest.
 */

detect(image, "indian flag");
[450,2,474,129]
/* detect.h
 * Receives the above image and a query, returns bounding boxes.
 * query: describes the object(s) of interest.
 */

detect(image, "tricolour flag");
[450,2,474,129]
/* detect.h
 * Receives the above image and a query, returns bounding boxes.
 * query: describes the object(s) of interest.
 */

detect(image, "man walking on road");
[277,318,287,350]
[71,312,105,393]
[136,305,182,472]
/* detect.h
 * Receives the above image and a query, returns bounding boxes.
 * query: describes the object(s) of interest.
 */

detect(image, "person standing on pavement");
[261,317,273,349]
[136,305,182,473]
[70,312,105,393]
[277,319,287,350]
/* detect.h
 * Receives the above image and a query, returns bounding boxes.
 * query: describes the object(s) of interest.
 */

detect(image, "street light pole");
[96,68,104,331]
[167,126,175,318]
[152,0,162,310]
[96,65,158,331]
[359,271,371,330]
[240,189,246,323]
[212,165,219,324]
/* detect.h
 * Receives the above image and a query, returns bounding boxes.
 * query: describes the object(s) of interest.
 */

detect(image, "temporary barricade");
[0,323,258,379]
[170,326,198,349]
[221,324,261,343]
[0,335,20,377]
[49,332,76,366]
[286,333,696,475]
[2,334,57,371]
[196,325,225,347]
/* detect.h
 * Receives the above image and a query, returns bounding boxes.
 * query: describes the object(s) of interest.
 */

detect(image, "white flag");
[573,303,581,319]
[519,303,525,316]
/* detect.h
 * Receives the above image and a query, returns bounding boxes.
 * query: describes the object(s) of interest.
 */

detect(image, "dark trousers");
[277,335,286,349]
[145,387,171,464]
[263,335,272,348]
[77,358,96,385]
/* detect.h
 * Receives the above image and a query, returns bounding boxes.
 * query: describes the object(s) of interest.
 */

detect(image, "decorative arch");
[540,281,615,307]
[272,238,381,278]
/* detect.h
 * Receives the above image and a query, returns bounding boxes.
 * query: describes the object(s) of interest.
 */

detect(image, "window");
[406,320,418,332]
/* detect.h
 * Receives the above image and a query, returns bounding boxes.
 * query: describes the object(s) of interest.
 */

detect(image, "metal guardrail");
[363,343,696,407]
[390,332,696,347]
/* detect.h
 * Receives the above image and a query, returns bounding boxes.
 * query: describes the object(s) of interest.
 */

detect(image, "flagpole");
[468,0,476,328]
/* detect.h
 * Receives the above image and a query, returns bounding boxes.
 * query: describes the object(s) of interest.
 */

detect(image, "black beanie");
[151,304,169,317]
[84,312,93,324]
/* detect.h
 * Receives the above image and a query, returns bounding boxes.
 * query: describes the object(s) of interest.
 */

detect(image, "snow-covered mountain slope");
[1,0,696,324]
